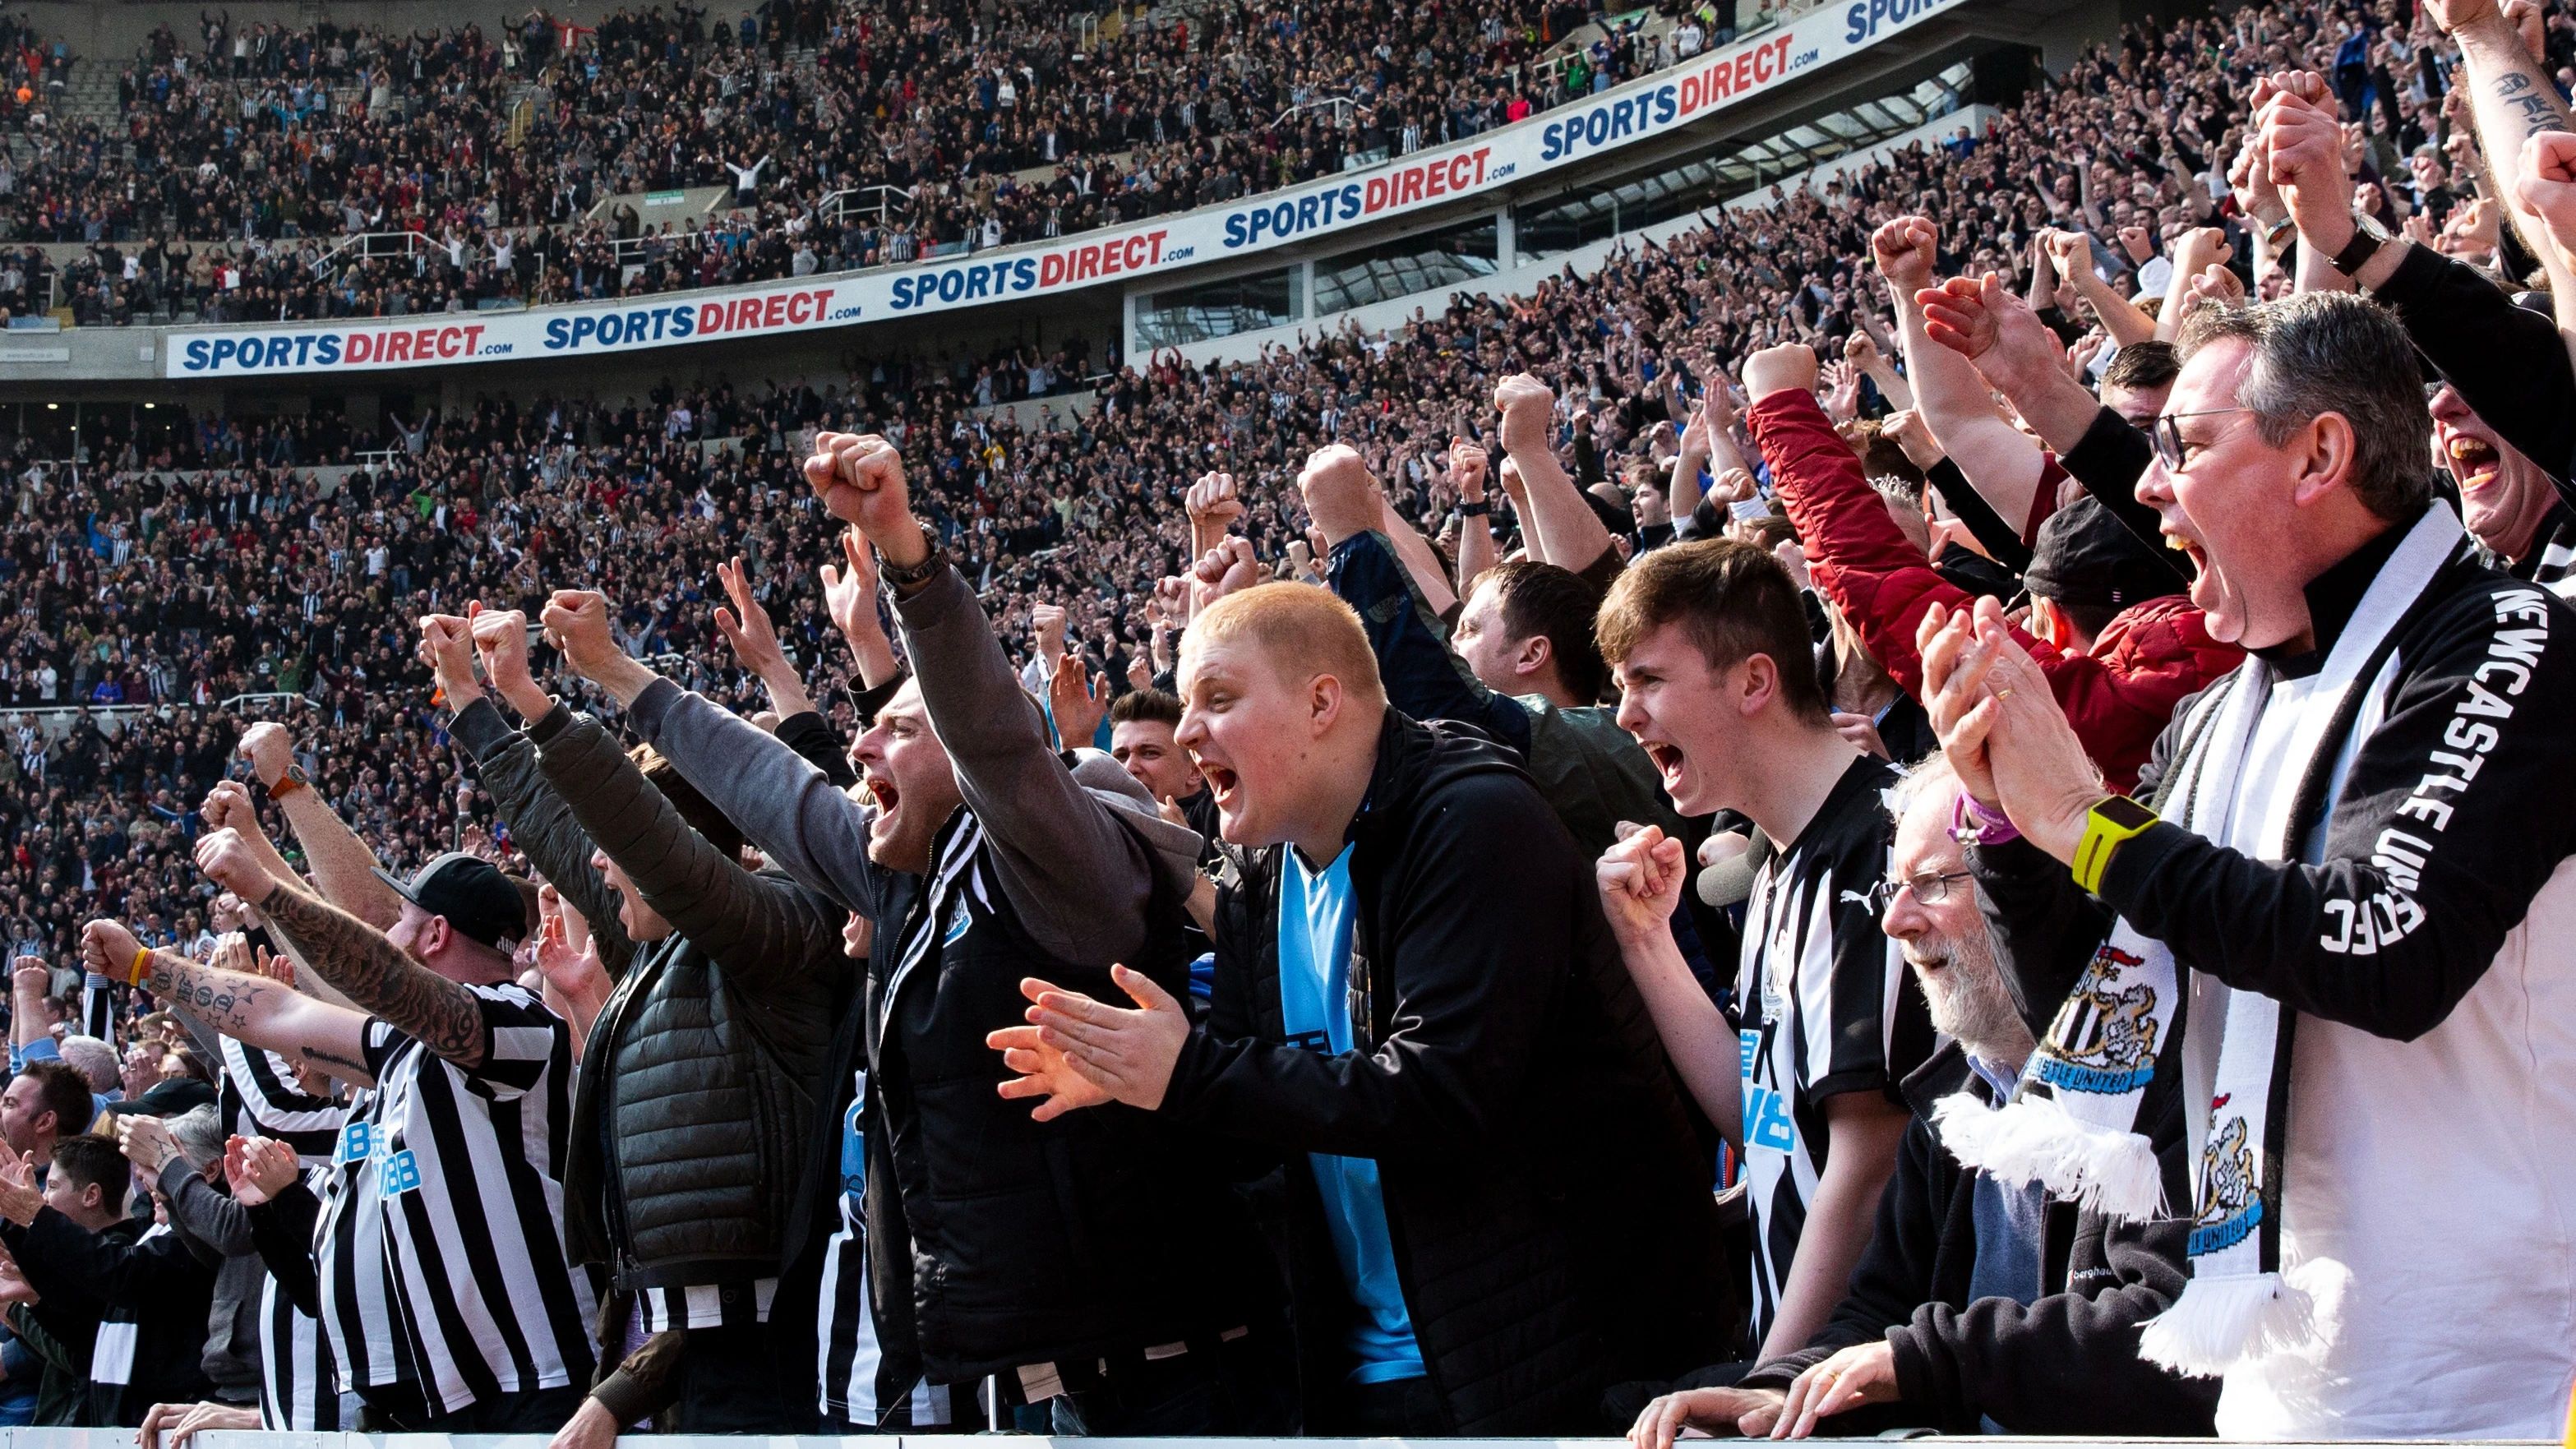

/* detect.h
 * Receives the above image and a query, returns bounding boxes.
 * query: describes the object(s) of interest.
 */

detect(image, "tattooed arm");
[193,826,493,1071]
[248,879,492,1072]
[76,919,373,1087]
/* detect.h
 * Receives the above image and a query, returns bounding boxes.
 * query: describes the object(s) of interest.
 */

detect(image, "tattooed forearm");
[256,883,487,1068]
[146,958,269,1036]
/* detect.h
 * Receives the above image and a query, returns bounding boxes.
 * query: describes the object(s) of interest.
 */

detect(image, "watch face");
[2093,795,2157,831]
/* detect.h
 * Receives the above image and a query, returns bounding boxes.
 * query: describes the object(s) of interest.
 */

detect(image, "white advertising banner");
[162,0,1967,379]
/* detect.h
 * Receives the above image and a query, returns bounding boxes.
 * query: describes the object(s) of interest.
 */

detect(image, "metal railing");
[819,183,916,226]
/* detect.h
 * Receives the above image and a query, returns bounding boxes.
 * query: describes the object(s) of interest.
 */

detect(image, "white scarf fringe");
[2140,1270,2315,1377]
[1932,1092,2163,1221]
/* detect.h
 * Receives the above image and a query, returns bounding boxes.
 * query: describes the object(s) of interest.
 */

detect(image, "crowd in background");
[0,0,1741,324]
[0,0,2573,1439]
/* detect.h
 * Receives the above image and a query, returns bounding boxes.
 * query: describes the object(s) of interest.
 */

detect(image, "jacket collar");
[1897,1038,1974,1120]
[2256,505,2417,676]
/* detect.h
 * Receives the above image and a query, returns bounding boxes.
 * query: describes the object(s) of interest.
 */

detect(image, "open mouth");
[1643,741,1685,786]
[2447,434,2503,491]
[1200,762,1240,803]
[864,775,901,818]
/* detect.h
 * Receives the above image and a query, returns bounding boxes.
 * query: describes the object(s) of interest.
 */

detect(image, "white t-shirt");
[2204,671,2576,1437]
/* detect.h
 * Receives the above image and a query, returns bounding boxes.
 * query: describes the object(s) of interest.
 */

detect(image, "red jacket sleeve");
[1744,391,2241,793]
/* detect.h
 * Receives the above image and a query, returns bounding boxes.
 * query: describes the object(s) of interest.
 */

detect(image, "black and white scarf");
[1940,502,2467,1376]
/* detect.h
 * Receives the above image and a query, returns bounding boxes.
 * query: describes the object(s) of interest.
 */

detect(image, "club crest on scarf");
[2187,1114,2263,1257]
[2034,944,2162,1096]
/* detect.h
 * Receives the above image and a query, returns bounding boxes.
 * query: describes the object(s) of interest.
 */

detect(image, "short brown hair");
[1481,560,1608,703]
[1184,584,1387,709]
[1110,687,1183,728]
[16,1060,93,1138]
[631,744,747,861]
[1596,539,1830,722]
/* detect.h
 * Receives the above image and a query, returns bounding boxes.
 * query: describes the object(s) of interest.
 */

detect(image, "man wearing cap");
[1738,342,2240,793]
[81,831,597,1433]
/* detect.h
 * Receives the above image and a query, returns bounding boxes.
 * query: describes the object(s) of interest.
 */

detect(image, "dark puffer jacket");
[1164,710,1728,1434]
[456,697,844,1287]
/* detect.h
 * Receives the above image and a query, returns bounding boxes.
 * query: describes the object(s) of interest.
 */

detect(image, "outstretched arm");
[1877,217,2050,538]
[238,722,404,932]
[1494,373,1617,579]
[192,830,491,1071]
[80,919,372,1086]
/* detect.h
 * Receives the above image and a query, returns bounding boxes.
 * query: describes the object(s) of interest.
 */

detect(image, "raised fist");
[803,431,912,541]
[1031,602,1069,661]
[2515,131,2576,270]
[1870,216,1940,292]
[468,607,546,715]
[194,828,275,901]
[1298,443,1380,547]
[539,589,623,682]
[236,722,295,789]
[1184,472,1244,528]
[1448,437,1489,502]
[1493,372,1558,458]
[80,920,141,982]
[418,612,481,706]
[199,778,261,837]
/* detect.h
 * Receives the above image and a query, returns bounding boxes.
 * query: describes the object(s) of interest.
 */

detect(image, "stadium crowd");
[0,0,1724,325]
[3,0,2576,1439]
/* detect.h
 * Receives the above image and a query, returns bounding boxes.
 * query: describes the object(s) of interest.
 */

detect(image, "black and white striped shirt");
[214,1033,357,1432]
[316,983,596,1415]
[1733,756,1932,1340]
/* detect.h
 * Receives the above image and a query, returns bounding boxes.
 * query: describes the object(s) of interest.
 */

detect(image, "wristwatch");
[879,528,949,593]
[268,763,310,801]
[2071,794,2160,895]
[2328,211,2393,279]
[1457,499,1492,517]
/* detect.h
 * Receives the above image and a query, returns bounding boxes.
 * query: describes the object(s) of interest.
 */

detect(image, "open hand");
[989,965,1189,1119]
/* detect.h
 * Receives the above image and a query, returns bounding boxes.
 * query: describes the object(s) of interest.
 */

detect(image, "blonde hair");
[1183,583,1388,709]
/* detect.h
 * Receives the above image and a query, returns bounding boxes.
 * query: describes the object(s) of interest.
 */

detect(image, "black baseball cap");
[372,852,530,952]
[2022,497,2189,611]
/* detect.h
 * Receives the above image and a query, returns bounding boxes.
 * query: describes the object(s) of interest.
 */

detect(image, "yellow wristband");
[129,945,153,988]
[2071,795,2160,896]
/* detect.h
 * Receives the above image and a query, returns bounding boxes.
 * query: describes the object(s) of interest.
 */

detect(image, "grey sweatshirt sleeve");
[451,695,637,979]
[891,565,1153,967]
[159,1160,254,1257]
[626,676,889,920]
[533,707,845,1002]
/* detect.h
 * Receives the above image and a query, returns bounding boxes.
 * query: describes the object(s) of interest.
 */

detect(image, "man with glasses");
[1917,289,2576,1437]
[1618,756,2212,1444]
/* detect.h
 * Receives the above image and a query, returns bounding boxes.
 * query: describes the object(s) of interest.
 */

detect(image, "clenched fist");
[1493,373,1558,460]
[804,432,922,562]
[1298,443,1381,547]
[194,828,276,902]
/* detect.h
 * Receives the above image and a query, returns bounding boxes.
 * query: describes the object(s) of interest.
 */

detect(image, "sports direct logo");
[179,324,501,371]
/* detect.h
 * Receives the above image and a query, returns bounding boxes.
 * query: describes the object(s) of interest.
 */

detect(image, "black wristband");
[1457,500,1492,517]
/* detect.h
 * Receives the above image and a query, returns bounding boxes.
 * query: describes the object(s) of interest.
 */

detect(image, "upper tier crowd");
[0,0,1732,325]
[6,0,2576,1442]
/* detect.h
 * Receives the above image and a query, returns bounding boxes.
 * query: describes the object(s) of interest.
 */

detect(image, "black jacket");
[458,696,843,1291]
[1163,710,1728,1434]
[529,703,844,1291]
[3,1209,215,1426]
[1732,1045,2214,1435]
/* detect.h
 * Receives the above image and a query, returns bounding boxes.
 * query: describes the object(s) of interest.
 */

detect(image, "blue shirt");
[1278,845,1424,1385]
